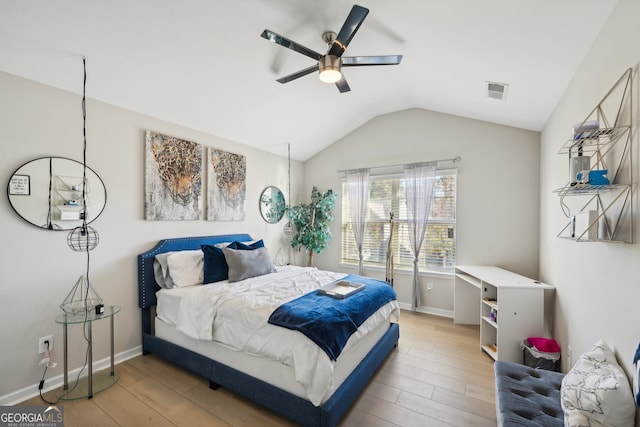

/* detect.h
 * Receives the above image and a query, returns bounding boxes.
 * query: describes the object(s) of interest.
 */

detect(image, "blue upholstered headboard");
[137,234,253,310]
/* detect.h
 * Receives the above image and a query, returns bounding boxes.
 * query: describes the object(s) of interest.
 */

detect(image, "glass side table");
[55,305,120,399]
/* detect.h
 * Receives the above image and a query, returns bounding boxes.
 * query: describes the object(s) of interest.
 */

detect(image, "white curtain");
[346,168,370,276]
[404,162,437,311]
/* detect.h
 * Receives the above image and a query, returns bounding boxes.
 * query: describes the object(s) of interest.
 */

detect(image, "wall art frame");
[9,174,30,195]
[144,130,203,220]
[206,147,246,221]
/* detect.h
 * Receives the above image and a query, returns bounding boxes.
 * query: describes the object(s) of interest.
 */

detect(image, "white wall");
[303,108,542,315]
[0,71,303,402]
[540,0,640,377]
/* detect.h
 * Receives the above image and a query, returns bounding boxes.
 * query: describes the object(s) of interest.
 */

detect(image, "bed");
[137,234,400,427]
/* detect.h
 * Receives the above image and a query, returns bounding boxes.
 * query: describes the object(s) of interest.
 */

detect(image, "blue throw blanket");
[268,275,397,361]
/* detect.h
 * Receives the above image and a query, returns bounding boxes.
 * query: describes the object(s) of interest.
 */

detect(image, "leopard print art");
[151,136,201,206]
[145,131,202,220]
[207,148,246,221]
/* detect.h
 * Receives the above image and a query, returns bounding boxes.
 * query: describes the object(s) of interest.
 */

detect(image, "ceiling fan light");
[318,55,342,83]
[319,68,341,83]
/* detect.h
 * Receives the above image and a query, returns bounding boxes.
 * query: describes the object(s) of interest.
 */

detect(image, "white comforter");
[173,266,399,405]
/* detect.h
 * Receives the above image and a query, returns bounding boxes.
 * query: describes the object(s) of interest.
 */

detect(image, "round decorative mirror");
[259,186,285,224]
[7,157,107,230]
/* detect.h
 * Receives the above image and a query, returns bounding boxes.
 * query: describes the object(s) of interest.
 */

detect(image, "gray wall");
[0,72,302,402]
[303,107,542,315]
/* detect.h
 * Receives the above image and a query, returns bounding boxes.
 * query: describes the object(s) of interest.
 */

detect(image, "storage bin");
[522,338,561,371]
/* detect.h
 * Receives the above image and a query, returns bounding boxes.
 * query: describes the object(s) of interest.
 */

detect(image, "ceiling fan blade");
[327,5,369,57]
[335,76,351,93]
[261,29,323,61]
[276,64,320,84]
[342,55,403,66]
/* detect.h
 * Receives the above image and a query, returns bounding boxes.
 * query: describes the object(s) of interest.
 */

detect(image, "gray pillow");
[153,252,176,289]
[222,246,277,282]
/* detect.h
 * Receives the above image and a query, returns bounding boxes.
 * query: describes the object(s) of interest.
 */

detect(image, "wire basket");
[60,275,103,315]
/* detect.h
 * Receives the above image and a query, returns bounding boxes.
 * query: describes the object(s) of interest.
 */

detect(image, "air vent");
[486,81,508,100]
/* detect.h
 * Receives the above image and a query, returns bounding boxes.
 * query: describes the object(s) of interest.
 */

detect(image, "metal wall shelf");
[555,68,634,243]
[553,183,628,195]
[558,126,630,155]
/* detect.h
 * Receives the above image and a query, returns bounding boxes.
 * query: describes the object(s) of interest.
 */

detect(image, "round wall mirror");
[7,157,107,230]
[259,186,285,224]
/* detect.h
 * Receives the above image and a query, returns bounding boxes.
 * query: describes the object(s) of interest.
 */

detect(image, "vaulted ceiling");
[0,0,618,160]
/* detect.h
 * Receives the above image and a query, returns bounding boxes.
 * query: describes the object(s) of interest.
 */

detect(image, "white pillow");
[166,250,204,287]
[561,340,635,427]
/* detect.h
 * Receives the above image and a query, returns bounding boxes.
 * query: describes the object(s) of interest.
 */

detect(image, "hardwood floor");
[21,311,497,426]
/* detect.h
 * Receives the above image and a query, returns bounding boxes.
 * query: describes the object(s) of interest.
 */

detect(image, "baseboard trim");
[0,346,142,406]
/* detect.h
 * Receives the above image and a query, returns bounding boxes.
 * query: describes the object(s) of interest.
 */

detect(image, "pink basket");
[527,337,560,353]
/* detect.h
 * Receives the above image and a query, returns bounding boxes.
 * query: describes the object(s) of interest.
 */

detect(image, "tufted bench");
[494,360,565,426]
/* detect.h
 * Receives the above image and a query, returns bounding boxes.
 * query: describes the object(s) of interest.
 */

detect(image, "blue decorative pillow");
[201,244,229,284]
[228,239,264,250]
[202,240,266,283]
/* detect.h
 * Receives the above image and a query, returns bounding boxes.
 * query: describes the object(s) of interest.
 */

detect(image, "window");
[341,169,457,273]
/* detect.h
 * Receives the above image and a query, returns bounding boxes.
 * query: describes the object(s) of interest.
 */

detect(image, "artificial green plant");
[287,186,337,267]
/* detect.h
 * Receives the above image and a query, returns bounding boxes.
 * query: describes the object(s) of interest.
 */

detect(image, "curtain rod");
[337,156,462,174]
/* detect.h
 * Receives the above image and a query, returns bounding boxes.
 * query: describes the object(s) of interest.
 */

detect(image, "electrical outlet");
[38,335,53,354]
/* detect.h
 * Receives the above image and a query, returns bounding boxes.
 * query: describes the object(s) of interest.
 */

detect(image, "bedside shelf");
[55,305,120,399]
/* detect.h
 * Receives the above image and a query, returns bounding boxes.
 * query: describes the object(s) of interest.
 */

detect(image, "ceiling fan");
[260,4,403,93]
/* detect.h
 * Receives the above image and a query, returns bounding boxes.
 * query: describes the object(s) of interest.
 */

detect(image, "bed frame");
[137,234,399,427]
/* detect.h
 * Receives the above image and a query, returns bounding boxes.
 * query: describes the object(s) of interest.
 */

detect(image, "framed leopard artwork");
[144,131,203,220]
[206,147,246,221]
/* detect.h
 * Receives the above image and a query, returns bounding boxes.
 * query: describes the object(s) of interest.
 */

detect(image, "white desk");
[454,266,554,363]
